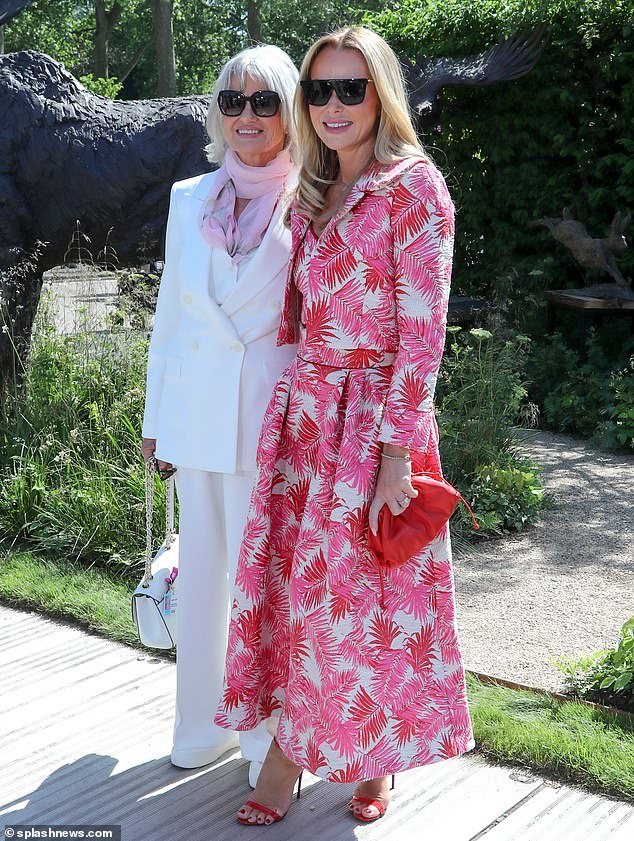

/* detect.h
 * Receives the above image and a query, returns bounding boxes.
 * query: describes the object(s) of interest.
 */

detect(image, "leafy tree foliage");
[3,0,379,97]
[366,0,634,307]
[256,0,380,68]
[4,0,95,73]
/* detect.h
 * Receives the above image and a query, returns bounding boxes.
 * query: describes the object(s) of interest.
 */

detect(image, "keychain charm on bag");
[131,458,179,649]
[164,566,178,616]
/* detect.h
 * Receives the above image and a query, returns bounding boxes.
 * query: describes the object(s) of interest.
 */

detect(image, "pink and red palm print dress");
[215,156,474,781]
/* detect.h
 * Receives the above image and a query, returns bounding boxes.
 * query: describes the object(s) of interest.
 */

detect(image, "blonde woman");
[215,27,474,825]
[141,45,298,783]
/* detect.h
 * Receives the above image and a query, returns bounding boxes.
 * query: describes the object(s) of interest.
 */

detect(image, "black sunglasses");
[300,78,373,107]
[217,89,281,117]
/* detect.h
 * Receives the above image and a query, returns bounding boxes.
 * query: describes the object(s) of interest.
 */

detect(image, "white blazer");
[142,171,297,474]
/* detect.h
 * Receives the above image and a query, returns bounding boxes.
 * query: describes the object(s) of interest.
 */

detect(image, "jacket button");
[191,341,199,351]
[183,293,192,305]
[233,342,243,352]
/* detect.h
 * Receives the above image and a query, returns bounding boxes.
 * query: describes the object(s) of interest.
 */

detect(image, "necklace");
[316,158,375,232]
[332,154,375,197]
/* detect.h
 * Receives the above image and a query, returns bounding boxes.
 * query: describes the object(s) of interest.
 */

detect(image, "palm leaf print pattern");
[216,158,474,781]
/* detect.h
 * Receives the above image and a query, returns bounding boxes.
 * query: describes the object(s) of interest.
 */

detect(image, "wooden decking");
[1,604,632,841]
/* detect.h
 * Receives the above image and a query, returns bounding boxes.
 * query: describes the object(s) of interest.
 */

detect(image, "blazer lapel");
[179,173,241,340]
[220,200,291,317]
[181,172,214,308]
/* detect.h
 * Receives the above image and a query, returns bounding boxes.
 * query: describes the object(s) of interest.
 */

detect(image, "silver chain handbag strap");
[142,458,175,588]
[165,471,175,546]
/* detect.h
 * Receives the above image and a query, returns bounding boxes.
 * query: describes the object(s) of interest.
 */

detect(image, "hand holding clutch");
[367,473,478,606]
[368,473,466,567]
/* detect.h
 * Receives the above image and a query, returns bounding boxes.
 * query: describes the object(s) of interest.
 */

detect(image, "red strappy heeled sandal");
[237,770,303,826]
[349,774,395,823]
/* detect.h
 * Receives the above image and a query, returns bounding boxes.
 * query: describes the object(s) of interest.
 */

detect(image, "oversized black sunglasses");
[217,89,281,117]
[300,78,373,107]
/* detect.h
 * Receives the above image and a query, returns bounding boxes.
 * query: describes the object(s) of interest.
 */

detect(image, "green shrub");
[526,328,634,449]
[557,617,634,712]
[79,74,123,99]
[437,326,531,474]
[366,0,634,305]
[467,461,545,534]
[437,326,546,537]
[594,358,634,450]
[0,317,167,578]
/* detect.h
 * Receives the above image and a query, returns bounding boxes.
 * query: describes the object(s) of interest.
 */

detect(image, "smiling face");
[221,73,286,167]
[307,46,380,168]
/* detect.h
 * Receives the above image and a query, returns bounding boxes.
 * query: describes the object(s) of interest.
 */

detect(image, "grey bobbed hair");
[205,44,300,165]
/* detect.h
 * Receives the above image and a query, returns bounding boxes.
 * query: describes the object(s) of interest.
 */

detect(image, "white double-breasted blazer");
[142,170,297,474]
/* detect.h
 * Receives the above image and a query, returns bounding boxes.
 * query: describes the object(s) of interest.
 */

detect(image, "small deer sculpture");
[535,208,631,291]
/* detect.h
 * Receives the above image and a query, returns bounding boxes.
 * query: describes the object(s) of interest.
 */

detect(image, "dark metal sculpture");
[535,209,632,295]
[0,0,33,28]
[0,50,211,385]
[1,50,210,271]
[401,26,548,126]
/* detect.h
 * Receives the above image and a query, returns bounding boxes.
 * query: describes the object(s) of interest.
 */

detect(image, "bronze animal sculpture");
[0,0,32,27]
[0,50,211,386]
[0,50,210,272]
[402,26,547,126]
[535,209,632,294]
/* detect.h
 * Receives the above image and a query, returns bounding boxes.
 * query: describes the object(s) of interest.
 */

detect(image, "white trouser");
[173,466,271,762]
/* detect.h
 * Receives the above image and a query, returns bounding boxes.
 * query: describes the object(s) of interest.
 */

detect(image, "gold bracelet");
[381,452,411,461]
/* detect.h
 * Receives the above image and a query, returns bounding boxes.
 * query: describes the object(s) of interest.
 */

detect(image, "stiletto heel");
[296,771,303,799]
[390,773,395,791]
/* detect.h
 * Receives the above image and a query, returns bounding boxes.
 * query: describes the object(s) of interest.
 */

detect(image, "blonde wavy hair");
[294,26,426,220]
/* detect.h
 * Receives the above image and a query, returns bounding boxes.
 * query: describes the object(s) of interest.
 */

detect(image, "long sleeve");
[141,185,182,438]
[378,160,454,451]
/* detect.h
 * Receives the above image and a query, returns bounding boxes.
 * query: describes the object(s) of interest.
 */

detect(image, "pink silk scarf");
[198,148,293,263]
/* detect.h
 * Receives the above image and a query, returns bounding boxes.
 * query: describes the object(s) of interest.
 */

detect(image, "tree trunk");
[150,0,176,97]
[0,25,5,55]
[247,0,262,44]
[94,1,122,79]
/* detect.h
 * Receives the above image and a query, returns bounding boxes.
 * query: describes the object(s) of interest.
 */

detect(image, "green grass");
[467,674,634,801]
[0,549,140,646]
[1,549,632,800]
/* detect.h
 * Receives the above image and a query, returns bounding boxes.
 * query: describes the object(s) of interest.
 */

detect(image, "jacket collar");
[220,197,291,317]
[353,156,423,194]
[292,156,424,239]
[187,170,219,201]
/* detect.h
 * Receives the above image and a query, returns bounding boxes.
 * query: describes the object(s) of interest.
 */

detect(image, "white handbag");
[131,460,179,649]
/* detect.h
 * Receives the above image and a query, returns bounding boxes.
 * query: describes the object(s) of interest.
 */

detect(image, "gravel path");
[455,429,634,692]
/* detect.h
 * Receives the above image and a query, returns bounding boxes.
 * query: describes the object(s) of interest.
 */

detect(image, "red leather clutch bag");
[368,473,478,569]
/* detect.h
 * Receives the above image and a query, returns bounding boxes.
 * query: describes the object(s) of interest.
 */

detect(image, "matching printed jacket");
[277,156,455,454]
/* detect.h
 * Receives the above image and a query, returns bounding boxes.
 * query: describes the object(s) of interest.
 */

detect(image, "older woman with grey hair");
[141,45,299,784]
